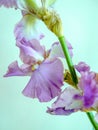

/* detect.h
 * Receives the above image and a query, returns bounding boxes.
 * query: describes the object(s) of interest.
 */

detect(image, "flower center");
[31,61,41,71]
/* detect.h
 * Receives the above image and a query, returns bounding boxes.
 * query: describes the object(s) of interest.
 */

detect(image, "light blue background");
[0,0,98,130]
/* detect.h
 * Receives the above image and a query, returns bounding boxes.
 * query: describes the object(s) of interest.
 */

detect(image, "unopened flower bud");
[40,9,63,37]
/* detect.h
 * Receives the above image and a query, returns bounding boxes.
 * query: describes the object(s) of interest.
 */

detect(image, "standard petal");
[75,62,90,73]
[48,41,73,59]
[48,42,64,59]
[14,14,44,41]
[22,59,64,102]
[16,39,45,65]
[4,61,32,77]
[0,0,18,8]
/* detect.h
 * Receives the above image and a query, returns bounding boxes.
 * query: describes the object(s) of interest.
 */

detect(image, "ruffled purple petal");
[22,59,64,102]
[0,0,18,8]
[78,71,98,108]
[47,87,82,115]
[14,14,44,41]
[75,62,96,108]
[4,61,32,77]
[75,62,90,73]
[52,87,82,110]
[47,107,74,115]
[16,38,45,65]
[48,41,73,59]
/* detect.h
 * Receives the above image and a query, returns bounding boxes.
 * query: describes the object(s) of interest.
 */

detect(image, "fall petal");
[47,107,74,115]
[47,87,83,115]
[51,87,83,110]
[4,61,32,77]
[22,59,64,102]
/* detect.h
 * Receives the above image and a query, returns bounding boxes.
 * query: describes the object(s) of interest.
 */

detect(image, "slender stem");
[58,36,78,86]
[58,35,98,130]
[86,112,98,130]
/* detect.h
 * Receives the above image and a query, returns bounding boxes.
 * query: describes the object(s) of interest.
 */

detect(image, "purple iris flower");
[47,62,98,115]
[4,38,65,102]
[1,0,73,103]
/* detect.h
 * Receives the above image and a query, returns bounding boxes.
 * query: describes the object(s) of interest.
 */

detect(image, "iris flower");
[4,37,73,102]
[47,62,98,121]
[0,0,61,41]
[1,0,73,102]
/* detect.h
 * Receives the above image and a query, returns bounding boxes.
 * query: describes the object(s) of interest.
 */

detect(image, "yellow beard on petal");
[31,64,39,71]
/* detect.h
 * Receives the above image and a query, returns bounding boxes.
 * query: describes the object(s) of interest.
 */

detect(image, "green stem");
[58,36,98,130]
[86,112,98,130]
[58,36,78,86]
